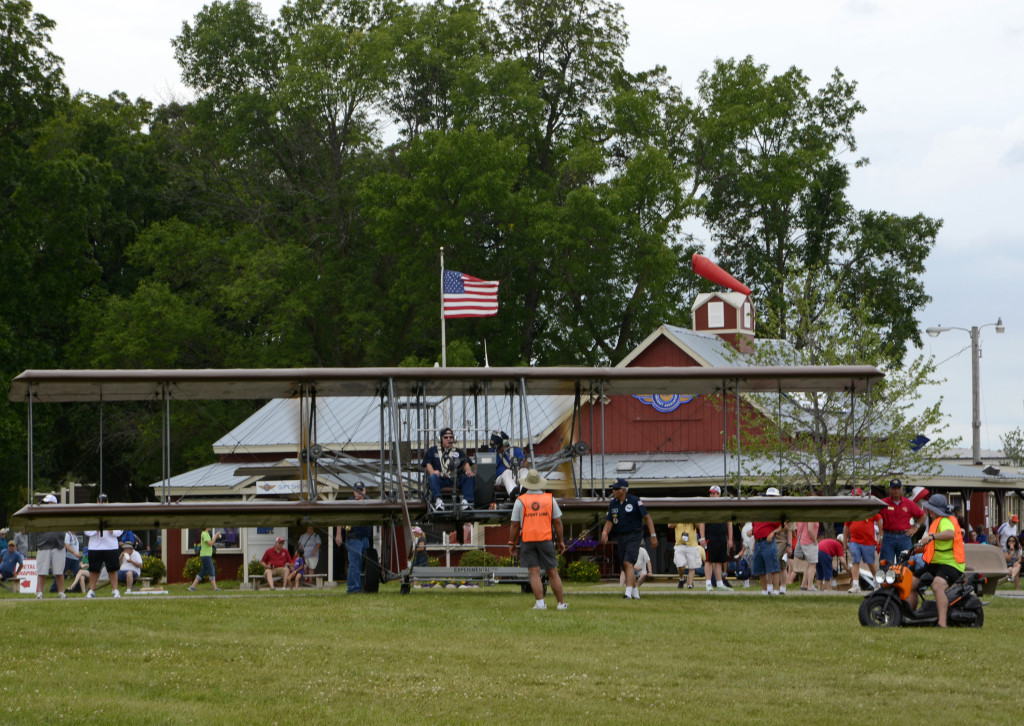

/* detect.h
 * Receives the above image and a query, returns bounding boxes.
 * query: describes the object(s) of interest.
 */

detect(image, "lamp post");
[926,318,1004,465]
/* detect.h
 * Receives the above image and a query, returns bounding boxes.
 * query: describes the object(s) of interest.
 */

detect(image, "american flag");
[443,270,499,318]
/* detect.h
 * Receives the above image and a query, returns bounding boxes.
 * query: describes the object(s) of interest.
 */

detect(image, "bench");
[251,571,288,590]
[0,577,24,593]
[299,573,327,589]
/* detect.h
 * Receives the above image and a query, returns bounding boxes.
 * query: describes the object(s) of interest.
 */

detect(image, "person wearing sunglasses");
[1004,536,1021,590]
[423,427,476,511]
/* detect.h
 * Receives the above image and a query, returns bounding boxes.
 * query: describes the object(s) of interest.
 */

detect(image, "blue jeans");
[347,536,370,593]
[880,532,911,569]
[428,473,475,504]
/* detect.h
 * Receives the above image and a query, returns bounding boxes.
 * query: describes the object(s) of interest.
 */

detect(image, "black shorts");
[704,522,729,562]
[615,531,643,570]
[88,549,120,574]
[921,562,964,586]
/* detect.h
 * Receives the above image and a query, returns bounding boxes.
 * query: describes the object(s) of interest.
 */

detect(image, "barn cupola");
[690,254,755,353]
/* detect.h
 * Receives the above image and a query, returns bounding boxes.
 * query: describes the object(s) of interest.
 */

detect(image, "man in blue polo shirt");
[600,478,658,600]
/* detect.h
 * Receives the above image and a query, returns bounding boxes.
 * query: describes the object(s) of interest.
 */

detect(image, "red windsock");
[691,254,751,295]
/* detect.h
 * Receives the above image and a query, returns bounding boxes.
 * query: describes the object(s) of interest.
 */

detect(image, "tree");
[1001,428,1024,468]
[690,56,940,363]
[731,265,954,495]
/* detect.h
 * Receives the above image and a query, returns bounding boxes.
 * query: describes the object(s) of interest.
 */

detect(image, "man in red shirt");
[815,534,845,590]
[878,479,924,569]
[260,537,293,590]
[843,487,883,592]
[751,520,783,595]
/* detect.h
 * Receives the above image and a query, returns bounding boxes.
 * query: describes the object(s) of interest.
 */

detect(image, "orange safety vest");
[923,515,965,565]
[520,492,554,542]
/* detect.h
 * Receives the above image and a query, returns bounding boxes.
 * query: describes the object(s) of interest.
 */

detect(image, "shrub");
[426,556,440,567]
[495,556,514,567]
[141,555,166,585]
[237,558,265,581]
[458,549,497,567]
[182,556,202,582]
[566,559,601,582]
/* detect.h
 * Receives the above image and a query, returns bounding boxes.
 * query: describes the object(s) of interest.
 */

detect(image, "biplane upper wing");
[9,364,881,402]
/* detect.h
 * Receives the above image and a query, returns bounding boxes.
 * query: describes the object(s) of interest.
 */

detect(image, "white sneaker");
[433,498,445,511]
[460,498,471,510]
[59,592,66,599]
[86,590,95,599]
[716,583,729,591]
[849,582,861,593]
[35,592,42,599]
[532,601,547,610]
[743,580,751,588]
[556,602,568,610]
[126,588,132,594]
[112,590,121,598]
[705,583,713,592]
[631,590,640,599]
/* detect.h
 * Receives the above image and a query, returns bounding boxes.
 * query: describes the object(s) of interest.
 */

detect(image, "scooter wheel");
[859,596,902,627]
[968,608,984,628]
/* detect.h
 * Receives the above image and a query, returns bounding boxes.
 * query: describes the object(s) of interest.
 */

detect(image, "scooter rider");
[908,493,965,628]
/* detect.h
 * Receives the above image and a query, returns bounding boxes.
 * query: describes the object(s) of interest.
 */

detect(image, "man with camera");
[490,431,528,500]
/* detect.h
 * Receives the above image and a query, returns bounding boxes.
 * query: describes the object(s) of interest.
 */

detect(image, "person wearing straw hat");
[508,469,567,610]
[909,493,966,627]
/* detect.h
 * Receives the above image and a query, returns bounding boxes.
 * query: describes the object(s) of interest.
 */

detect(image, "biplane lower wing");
[10,496,886,532]
[8,500,427,532]
[558,495,887,526]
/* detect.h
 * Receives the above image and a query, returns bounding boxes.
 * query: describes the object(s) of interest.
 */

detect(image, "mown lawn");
[1,582,1020,725]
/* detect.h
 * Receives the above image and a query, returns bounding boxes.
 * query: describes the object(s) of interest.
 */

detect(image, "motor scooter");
[858,547,985,627]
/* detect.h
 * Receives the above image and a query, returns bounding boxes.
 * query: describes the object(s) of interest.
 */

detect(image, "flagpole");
[440,246,447,369]
[439,247,451,429]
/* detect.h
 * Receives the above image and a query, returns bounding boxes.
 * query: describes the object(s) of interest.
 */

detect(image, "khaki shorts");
[799,543,819,564]
[673,545,702,569]
[266,566,289,582]
[36,548,67,576]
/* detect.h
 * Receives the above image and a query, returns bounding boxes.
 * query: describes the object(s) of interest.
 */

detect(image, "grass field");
[2,581,1021,725]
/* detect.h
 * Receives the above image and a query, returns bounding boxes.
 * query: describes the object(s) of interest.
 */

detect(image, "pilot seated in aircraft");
[490,431,529,500]
[423,427,476,511]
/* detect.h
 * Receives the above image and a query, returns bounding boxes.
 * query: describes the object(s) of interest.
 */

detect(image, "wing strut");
[387,376,414,564]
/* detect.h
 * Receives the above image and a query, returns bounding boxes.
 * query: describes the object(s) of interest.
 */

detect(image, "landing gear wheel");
[859,596,902,627]
[363,548,381,594]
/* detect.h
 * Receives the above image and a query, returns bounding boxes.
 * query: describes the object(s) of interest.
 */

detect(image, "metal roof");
[212,393,575,454]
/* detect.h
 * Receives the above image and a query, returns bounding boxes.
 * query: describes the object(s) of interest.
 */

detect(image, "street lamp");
[926,317,1005,465]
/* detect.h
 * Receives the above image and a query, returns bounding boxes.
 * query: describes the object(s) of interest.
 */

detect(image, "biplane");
[8,365,887,590]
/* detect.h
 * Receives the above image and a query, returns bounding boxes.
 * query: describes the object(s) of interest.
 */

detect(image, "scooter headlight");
[884,569,897,585]
[874,570,886,586]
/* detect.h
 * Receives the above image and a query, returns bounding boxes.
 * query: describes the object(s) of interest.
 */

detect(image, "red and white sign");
[18,558,37,594]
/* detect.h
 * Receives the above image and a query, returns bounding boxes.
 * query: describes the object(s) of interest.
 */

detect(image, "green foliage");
[728,264,954,495]
[691,56,939,363]
[426,556,440,567]
[1001,428,1024,467]
[457,549,497,567]
[182,556,203,582]
[495,556,513,567]
[565,558,601,582]
[141,555,166,585]
[238,558,266,581]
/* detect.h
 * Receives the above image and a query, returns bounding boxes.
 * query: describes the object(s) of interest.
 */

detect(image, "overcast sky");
[41,0,1024,452]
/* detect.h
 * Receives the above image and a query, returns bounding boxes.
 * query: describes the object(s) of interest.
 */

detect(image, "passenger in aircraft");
[423,427,476,511]
[490,431,528,500]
